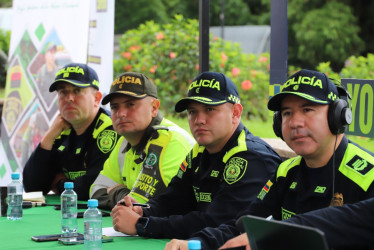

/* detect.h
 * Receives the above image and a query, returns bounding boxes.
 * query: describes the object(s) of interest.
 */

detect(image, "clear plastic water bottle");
[61,182,77,236]
[84,199,102,250]
[188,240,201,250]
[7,172,23,220]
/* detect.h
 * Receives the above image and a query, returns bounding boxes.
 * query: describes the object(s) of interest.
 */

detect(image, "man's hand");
[164,239,189,250]
[118,195,143,216]
[40,114,71,150]
[219,233,250,250]
[111,196,141,235]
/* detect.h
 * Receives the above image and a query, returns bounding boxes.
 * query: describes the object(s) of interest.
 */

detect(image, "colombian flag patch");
[180,159,188,172]
[263,180,273,192]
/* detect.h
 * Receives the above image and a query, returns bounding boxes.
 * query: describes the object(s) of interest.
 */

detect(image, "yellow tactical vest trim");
[192,143,205,158]
[56,112,112,140]
[130,192,148,204]
[276,156,302,180]
[223,130,247,163]
[339,143,374,192]
[93,112,113,139]
[56,129,71,139]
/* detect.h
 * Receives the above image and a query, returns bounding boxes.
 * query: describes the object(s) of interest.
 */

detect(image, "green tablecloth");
[0,195,169,249]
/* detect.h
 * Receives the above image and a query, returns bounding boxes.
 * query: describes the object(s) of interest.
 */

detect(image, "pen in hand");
[119,201,150,208]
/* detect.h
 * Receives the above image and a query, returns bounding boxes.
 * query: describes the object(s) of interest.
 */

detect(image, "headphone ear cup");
[328,99,352,134]
[273,111,283,140]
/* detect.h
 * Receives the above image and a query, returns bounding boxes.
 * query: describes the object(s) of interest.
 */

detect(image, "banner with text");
[342,78,374,138]
[0,0,91,185]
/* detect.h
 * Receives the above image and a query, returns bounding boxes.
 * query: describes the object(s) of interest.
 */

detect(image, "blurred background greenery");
[0,0,373,147]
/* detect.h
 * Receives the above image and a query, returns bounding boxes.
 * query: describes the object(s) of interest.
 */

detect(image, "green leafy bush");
[316,53,374,81]
[114,15,271,120]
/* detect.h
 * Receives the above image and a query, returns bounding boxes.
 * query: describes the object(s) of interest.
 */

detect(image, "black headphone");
[272,86,353,139]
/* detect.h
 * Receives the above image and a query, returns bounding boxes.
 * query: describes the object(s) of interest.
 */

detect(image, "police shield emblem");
[223,157,248,184]
[97,130,117,153]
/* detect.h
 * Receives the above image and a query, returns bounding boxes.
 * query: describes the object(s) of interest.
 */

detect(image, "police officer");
[176,69,374,250]
[23,63,119,200]
[90,72,195,209]
[111,72,281,239]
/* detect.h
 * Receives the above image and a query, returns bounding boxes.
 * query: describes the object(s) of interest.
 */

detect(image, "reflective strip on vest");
[90,173,119,198]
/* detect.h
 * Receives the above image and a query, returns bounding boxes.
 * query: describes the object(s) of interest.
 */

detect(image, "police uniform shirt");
[189,137,374,250]
[139,123,281,239]
[23,108,119,200]
[249,136,374,220]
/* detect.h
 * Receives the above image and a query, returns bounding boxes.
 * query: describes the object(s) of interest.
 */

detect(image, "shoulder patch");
[144,152,158,169]
[223,157,248,184]
[97,129,117,153]
[346,155,374,175]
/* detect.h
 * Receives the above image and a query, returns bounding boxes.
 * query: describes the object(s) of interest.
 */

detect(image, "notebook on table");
[237,215,329,250]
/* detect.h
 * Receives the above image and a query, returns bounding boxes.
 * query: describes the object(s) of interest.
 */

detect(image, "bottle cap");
[64,182,74,189]
[188,240,201,250]
[11,172,20,180]
[87,199,98,208]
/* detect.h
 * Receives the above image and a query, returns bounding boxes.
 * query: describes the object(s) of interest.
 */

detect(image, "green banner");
[342,78,374,138]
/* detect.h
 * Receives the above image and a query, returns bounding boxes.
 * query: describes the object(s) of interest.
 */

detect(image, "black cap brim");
[49,79,98,92]
[268,92,331,111]
[175,97,227,112]
[102,91,148,105]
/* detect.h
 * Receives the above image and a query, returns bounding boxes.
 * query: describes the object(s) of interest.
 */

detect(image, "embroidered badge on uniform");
[144,152,158,169]
[97,130,117,153]
[347,155,373,175]
[257,180,273,200]
[223,157,248,184]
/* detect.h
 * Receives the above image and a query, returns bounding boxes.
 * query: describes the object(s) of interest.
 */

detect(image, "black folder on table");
[237,215,329,250]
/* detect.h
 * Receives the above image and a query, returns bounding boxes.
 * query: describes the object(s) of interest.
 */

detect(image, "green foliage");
[114,0,169,33]
[316,53,374,81]
[114,15,271,120]
[0,29,10,54]
[0,29,10,89]
[289,1,364,71]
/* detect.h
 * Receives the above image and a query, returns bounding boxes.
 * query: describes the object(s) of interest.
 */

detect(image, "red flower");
[129,45,141,52]
[259,56,268,63]
[124,65,132,71]
[232,68,240,77]
[195,64,199,71]
[221,53,228,62]
[241,80,253,91]
[169,52,176,59]
[149,65,158,74]
[156,32,164,40]
[122,52,132,59]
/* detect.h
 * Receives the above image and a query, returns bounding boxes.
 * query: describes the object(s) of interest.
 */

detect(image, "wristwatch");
[135,217,150,235]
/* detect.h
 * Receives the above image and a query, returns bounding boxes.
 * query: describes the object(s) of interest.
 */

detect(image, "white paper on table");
[102,227,138,237]
[23,191,46,203]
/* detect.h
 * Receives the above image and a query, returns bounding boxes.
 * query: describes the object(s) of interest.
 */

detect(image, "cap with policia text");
[267,69,341,111]
[102,72,158,105]
[49,63,100,92]
[175,72,241,112]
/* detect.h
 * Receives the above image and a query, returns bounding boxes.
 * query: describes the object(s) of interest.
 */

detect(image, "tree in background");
[288,0,364,72]
[114,15,271,120]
